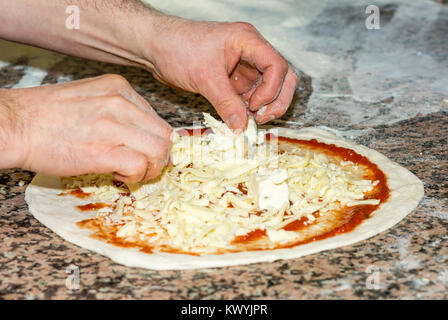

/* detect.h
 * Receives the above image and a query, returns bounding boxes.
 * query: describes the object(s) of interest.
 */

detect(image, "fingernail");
[259,115,276,124]
[256,105,267,116]
[228,114,243,130]
[113,173,128,183]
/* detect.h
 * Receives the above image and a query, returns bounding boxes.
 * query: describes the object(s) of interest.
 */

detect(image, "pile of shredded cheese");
[63,113,380,253]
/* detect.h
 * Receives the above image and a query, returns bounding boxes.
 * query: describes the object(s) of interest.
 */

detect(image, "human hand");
[0,1,298,131]
[0,74,172,183]
[141,17,299,130]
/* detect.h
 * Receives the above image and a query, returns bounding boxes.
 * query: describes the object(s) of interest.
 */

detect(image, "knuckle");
[103,74,130,88]
[194,68,211,89]
[214,96,237,115]
[271,55,288,75]
[266,87,280,103]
[144,168,160,181]
[162,125,174,142]
[134,155,148,173]
[231,21,257,33]
[95,117,121,132]
[104,95,129,111]
[143,135,169,159]
[281,60,289,74]
[291,70,299,86]
[87,144,107,158]
[128,156,147,178]
[155,140,170,159]
[142,140,170,181]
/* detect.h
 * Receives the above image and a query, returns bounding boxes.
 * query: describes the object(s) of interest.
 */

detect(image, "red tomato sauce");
[74,130,390,254]
[77,203,110,211]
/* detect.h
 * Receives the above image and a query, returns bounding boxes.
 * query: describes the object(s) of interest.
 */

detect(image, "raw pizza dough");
[25,127,424,270]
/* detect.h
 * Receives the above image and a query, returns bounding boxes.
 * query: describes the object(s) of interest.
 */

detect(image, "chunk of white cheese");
[116,221,137,238]
[266,229,298,243]
[126,180,161,200]
[203,112,233,135]
[248,169,289,212]
[245,116,258,147]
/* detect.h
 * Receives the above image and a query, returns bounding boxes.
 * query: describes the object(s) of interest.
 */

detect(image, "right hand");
[0,74,173,183]
[140,18,298,130]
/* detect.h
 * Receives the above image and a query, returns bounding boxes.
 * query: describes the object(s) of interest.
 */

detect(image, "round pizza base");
[25,127,424,270]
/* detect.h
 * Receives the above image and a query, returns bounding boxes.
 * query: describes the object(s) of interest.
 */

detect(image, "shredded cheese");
[63,114,380,253]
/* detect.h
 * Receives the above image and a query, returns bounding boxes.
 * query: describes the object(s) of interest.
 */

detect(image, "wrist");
[75,2,158,71]
[0,89,27,170]
[134,10,185,73]
[77,1,166,72]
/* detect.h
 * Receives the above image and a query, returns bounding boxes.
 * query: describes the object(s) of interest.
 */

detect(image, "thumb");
[200,75,248,131]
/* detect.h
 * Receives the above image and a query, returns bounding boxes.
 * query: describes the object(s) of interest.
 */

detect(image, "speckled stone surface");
[1,0,447,300]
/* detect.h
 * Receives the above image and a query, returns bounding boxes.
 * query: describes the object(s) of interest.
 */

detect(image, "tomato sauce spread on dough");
[73,132,390,255]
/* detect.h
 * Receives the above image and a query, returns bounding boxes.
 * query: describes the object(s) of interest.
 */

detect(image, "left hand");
[141,17,299,130]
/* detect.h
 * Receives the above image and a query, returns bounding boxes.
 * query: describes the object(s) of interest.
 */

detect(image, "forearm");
[0,0,159,70]
[0,1,298,133]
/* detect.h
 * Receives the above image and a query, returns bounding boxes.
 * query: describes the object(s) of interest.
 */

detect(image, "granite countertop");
[0,0,447,299]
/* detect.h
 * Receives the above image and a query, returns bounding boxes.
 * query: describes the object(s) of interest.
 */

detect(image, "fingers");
[116,126,170,181]
[55,74,166,128]
[240,41,289,112]
[96,100,171,181]
[83,83,173,144]
[19,74,174,183]
[99,145,149,184]
[53,74,130,100]
[200,74,248,131]
[102,75,174,142]
[254,66,299,124]
[94,120,170,183]
[78,76,173,182]
[110,92,173,142]
[230,61,262,96]
[225,23,298,123]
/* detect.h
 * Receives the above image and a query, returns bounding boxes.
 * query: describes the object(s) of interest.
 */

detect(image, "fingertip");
[111,146,149,184]
[142,161,165,182]
[113,173,129,183]
[227,113,248,132]
[248,76,283,111]
[200,74,250,131]
[142,144,170,182]
[255,114,276,124]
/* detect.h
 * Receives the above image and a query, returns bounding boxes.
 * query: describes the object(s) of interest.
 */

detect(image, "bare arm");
[0,0,298,180]
[0,0,173,180]
[0,0,298,129]
[0,90,24,169]
[0,76,172,182]
[0,0,156,70]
